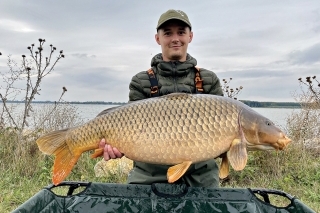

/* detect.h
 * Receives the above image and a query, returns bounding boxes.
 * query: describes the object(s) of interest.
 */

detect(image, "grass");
[220,145,320,211]
[1,131,319,212]
[0,140,126,213]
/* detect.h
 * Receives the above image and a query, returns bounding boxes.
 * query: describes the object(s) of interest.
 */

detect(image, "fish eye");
[265,120,273,126]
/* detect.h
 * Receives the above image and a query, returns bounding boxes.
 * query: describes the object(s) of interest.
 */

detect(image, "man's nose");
[171,33,180,42]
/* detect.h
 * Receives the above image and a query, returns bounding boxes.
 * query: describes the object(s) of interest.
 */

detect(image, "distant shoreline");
[2,100,126,105]
[1,100,301,108]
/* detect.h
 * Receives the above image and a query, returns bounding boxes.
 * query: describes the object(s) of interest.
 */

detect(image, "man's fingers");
[99,138,106,148]
[107,145,116,159]
[113,148,124,158]
[103,143,110,160]
[100,138,124,161]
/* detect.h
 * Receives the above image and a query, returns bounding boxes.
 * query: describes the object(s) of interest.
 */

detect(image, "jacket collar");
[150,53,197,77]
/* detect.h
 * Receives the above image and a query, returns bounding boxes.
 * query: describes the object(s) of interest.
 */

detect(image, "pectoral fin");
[167,161,192,183]
[219,153,229,179]
[227,138,247,171]
[91,148,104,158]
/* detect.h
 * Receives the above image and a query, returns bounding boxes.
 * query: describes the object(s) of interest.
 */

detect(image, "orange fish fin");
[227,138,247,171]
[36,128,100,185]
[53,144,99,185]
[167,161,192,183]
[219,154,229,179]
[91,148,104,158]
[36,129,70,155]
[52,144,81,185]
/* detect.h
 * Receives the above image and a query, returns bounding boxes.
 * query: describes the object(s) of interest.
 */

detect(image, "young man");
[99,9,223,187]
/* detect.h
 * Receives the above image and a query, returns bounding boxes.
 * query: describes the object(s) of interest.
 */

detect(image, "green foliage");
[220,145,319,211]
[2,126,318,212]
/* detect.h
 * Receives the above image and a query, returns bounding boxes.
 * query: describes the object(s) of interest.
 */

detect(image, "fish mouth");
[273,136,292,150]
[247,143,275,151]
[246,136,292,151]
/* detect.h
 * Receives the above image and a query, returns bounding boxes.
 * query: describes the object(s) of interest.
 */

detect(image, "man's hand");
[99,138,124,160]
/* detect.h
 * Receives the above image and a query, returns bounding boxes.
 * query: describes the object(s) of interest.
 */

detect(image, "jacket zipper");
[172,61,177,92]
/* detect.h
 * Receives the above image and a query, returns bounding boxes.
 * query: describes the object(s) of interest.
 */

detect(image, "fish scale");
[69,94,239,163]
[36,93,291,185]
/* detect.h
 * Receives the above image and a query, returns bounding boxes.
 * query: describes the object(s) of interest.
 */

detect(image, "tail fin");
[36,129,80,185]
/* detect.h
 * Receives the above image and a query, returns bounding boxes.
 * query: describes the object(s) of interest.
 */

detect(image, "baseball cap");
[156,9,192,30]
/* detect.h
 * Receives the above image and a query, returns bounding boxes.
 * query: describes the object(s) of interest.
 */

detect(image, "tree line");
[240,100,300,108]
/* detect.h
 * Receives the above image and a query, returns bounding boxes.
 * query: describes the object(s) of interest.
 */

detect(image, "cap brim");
[157,18,191,30]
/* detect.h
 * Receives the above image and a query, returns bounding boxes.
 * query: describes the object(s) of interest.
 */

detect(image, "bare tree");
[0,38,65,131]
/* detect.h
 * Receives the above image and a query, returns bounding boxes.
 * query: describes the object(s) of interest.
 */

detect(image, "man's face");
[155,20,193,62]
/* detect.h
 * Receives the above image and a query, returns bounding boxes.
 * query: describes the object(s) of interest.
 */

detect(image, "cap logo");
[175,10,184,17]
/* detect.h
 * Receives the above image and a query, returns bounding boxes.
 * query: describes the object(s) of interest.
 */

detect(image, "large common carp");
[36,93,291,185]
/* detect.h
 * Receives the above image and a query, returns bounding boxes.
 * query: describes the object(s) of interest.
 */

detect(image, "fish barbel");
[36,93,291,185]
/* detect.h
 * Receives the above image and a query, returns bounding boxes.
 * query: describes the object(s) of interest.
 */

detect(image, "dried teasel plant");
[221,78,243,100]
[286,75,320,155]
[0,38,66,131]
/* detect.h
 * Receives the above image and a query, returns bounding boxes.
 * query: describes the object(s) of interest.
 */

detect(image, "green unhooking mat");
[12,181,316,213]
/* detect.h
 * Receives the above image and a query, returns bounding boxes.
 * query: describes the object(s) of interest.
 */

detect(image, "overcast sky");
[0,0,319,102]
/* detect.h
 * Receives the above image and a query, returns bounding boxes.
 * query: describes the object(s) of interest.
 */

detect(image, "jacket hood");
[150,53,197,77]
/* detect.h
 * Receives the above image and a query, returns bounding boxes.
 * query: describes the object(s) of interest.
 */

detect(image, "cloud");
[288,43,320,64]
[0,19,36,32]
[0,0,319,102]
[71,53,96,59]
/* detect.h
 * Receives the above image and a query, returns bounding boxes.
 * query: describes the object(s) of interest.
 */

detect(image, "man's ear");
[189,31,193,43]
[155,33,161,45]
